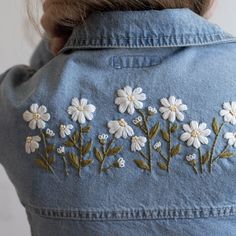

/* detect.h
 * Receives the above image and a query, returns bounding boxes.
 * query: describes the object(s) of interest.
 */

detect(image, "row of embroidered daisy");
[23,86,236,165]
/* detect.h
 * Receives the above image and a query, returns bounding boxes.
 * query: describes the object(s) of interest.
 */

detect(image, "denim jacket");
[1,9,236,236]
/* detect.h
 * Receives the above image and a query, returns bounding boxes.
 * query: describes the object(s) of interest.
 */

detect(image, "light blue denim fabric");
[1,9,236,236]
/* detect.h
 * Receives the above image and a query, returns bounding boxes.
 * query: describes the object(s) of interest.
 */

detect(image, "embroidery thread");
[23,104,56,174]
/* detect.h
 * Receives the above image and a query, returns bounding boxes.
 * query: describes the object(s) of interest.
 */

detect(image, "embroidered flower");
[108,119,134,139]
[224,132,236,147]
[148,106,157,116]
[153,141,162,150]
[117,158,125,168]
[57,146,65,154]
[98,134,109,141]
[46,128,55,137]
[159,96,187,123]
[25,136,41,154]
[131,136,147,152]
[220,102,236,125]
[67,98,96,124]
[23,104,50,130]
[132,116,143,125]
[115,86,147,115]
[180,121,211,149]
[60,124,74,138]
[186,154,197,162]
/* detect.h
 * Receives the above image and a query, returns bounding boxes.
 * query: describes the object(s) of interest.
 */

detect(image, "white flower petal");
[160,98,170,107]
[193,138,201,149]
[180,132,191,142]
[30,103,39,113]
[23,111,33,122]
[71,97,80,107]
[38,105,47,114]
[29,120,37,130]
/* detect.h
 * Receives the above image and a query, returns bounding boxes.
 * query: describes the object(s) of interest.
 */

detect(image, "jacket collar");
[61,9,236,52]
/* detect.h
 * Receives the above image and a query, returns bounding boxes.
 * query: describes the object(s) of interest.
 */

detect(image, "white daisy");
[98,134,109,141]
[67,98,96,124]
[153,141,162,150]
[148,106,157,115]
[57,146,65,154]
[60,124,74,138]
[186,154,197,162]
[108,119,134,139]
[180,121,211,149]
[23,103,50,130]
[46,128,55,137]
[159,96,187,123]
[117,158,125,168]
[224,132,236,147]
[25,136,41,154]
[115,86,146,115]
[220,102,236,125]
[132,116,143,125]
[131,136,147,152]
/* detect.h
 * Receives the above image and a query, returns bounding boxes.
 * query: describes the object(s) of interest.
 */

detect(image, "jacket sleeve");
[0,38,54,165]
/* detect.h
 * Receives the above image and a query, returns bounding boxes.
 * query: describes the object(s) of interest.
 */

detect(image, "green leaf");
[73,131,80,143]
[48,156,56,165]
[46,144,55,154]
[158,162,168,170]
[201,151,210,165]
[212,118,219,135]
[161,130,170,142]
[35,159,49,171]
[169,123,178,133]
[107,146,123,156]
[68,153,79,168]
[134,160,149,170]
[170,144,181,157]
[82,140,93,156]
[81,159,94,167]
[220,151,235,158]
[149,122,160,139]
[82,126,92,133]
[94,148,104,162]
[65,140,74,147]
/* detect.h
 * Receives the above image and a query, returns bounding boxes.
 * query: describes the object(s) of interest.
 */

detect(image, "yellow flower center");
[170,105,177,112]
[132,136,138,142]
[33,113,41,120]
[191,130,200,138]
[119,119,127,127]
[26,137,33,143]
[60,125,66,131]
[77,106,84,112]
[128,95,135,101]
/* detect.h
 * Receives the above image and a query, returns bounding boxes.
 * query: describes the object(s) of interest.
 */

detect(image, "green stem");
[139,151,149,161]
[192,165,198,175]
[138,110,152,172]
[199,148,203,174]
[62,155,69,176]
[158,150,168,162]
[37,151,56,175]
[167,122,172,172]
[209,122,225,173]
[78,124,83,177]
[100,136,115,173]
[40,129,49,159]
[212,144,229,163]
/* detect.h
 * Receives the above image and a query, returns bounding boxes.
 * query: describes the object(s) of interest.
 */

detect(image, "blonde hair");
[28,0,212,30]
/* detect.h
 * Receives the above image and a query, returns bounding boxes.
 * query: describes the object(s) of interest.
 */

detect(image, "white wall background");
[0,0,236,235]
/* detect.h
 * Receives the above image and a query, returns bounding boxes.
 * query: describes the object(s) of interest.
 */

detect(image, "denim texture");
[1,9,236,236]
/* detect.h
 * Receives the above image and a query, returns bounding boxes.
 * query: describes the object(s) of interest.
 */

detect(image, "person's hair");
[28,0,213,30]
